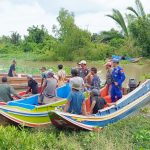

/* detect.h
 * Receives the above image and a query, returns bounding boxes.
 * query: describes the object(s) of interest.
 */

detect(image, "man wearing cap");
[26,75,38,95]
[8,60,17,77]
[78,60,89,81]
[111,59,126,102]
[0,77,22,102]
[39,71,57,104]
[64,83,87,115]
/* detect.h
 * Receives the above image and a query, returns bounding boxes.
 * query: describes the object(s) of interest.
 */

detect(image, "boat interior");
[7,83,71,110]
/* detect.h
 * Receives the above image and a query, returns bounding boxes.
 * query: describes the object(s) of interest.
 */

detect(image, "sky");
[0,0,149,36]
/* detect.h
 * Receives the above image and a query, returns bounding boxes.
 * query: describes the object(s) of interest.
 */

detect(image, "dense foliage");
[0,0,149,61]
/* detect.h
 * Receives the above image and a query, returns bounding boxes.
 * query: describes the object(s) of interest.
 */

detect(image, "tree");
[106,9,129,37]
[10,32,21,45]
[0,36,11,43]
[53,8,91,60]
[129,17,150,56]
[127,0,146,18]
[25,25,48,44]
[92,29,124,43]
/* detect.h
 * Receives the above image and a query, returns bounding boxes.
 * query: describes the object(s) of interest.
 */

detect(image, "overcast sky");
[0,0,149,36]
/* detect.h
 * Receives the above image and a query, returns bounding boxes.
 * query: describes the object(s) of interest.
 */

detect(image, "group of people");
[64,59,126,115]
[0,58,126,116]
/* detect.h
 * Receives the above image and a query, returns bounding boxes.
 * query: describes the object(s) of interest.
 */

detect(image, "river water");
[0,59,150,88]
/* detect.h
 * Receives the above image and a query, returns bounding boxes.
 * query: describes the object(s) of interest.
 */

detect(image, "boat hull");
[0,111,51,127]
[0,100,65,127]
[49,80,150,131]
[0,84,88,128]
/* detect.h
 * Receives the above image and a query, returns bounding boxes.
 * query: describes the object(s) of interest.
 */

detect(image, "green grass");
[0,113,149,150]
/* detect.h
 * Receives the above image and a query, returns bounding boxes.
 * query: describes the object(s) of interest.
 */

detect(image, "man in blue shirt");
[90,67,101,90]
[64,83,87,115]
[111,59,126,102]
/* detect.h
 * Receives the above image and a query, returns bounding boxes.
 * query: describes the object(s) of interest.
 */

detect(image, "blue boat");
[0,84,72,127]
[112,55,141,63]
[49,80,150,131]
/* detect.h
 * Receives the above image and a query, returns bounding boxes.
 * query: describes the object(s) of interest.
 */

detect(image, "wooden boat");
[0,73,40,78]
[130,57,142,63]
[0,74,41,89]
[49,80,150,131]
[0,73,71,89]
[0,75,42,90]
[0,84,89,127]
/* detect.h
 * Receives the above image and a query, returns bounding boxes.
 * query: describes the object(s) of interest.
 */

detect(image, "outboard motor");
[128,78,137,92]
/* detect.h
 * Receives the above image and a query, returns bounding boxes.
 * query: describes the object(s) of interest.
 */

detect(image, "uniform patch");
[120,70,124,73]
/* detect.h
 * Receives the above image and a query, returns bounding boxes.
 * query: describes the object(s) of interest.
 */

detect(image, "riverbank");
[0,57,150,86]
[0,109,149,150]
[0,58,150,149]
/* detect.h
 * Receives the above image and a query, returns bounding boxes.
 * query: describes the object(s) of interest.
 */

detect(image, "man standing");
[86,67,101,90]
[8,60,17,77]
[26,74,38,95]
[57,64,66,87]
[111,59,126,102]
[105,62,113,95]
[78,60,89,81]
[0,77,21,102]
[39,71,58,104]
[40,67,47,88]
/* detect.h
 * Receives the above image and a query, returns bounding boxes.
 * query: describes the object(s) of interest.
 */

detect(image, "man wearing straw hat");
[64,83,87,115]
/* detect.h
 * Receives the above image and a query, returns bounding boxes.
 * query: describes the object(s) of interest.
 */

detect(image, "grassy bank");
[0,112,150,150]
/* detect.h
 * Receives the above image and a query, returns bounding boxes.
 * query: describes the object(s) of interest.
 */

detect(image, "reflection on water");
[0,59,150,88]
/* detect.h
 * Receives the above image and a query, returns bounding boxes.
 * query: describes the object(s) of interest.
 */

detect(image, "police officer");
[111,59,126,102]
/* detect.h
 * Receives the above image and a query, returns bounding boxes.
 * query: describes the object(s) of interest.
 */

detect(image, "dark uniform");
[8,64,15,77]
[28,79,38,94]
[111,66,126,102]
[78,68,89,80]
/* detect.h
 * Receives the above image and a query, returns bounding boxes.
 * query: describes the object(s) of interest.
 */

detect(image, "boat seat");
[7,102,36,110]
[85,97,91,113]
[100,86,109,97]
[56,83,71,98]
[7,95,39,110]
